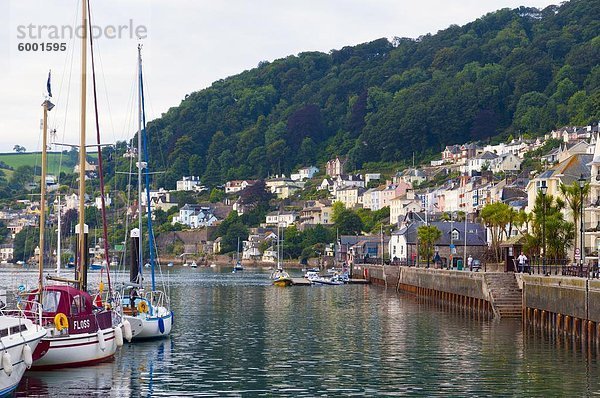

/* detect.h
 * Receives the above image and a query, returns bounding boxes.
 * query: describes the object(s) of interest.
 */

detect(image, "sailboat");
[121,44,173,340]
[232,237,243,272]
[271,222,292,287]
[0,304,46,395]
[25,0,125,370]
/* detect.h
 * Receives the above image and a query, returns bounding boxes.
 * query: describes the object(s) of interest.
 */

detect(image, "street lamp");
[579,173,586,276]
[540,182,548,275]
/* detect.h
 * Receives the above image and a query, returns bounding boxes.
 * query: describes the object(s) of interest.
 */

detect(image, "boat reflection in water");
[16,339,172,397]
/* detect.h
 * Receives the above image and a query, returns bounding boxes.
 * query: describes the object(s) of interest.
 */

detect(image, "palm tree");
[559,180,590,261]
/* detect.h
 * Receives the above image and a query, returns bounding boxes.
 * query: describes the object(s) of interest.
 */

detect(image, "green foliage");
[281,224,335,260]
[13,227,39,262]
[558,180,590,260]
[356,207,390,233]
[480,202,515,262]
[0,220,9,243]
[417,225,442,261]
[141,0,600,182]
[209,188,225,203]
[530,193,574,260]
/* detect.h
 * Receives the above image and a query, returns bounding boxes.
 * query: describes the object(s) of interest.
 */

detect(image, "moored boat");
[0,306,46,395]
[120,44,173,341]
[26,0,124,370]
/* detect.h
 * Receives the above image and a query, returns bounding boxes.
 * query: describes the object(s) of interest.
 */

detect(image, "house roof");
[476,151,498,160]
[393,221,487,246]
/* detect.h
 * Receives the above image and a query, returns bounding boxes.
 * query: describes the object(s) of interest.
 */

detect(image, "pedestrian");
[517,252,527,273]
[467,254,473,271]
[433,252,441,269]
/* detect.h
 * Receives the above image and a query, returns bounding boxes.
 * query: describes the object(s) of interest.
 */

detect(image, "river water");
[1,266,599,397]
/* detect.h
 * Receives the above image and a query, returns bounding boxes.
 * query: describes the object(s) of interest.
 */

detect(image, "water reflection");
[2,268,599,396]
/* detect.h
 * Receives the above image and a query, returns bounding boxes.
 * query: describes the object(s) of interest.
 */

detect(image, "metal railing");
[520,256,600,278]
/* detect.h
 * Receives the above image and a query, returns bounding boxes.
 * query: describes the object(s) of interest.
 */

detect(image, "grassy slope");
[0,152,98,176]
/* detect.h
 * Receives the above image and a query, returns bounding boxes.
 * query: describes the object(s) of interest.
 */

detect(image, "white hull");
[32,326,119,370]
[0,321,46,396]
[124,306,172,340]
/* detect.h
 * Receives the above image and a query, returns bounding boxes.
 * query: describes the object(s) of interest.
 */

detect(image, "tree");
[558,180,589,260]
[0,220,9,243]
[334,209,363,235]
[209,188,225,203]
[13,145,26,153]
[13,227,39,262]
[530,193,573,260]
[480,202,513,262]
[417,225,442,263]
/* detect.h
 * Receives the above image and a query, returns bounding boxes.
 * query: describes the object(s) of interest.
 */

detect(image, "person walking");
[517,252,528,273]
[467,254,473,271]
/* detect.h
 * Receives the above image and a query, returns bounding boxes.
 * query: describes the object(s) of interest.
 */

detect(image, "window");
[70,295,86,315]
[42,291,61,313]
[451,230,460,241]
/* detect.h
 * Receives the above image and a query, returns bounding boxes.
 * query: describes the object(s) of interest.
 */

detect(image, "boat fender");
[2,351,12,376]
[22,344,33,368]
[137,300,149,314]
[158,317,165,334]
[122,319,133,342]
[171,311,174,325]
[54,313,69,331]
[97,329,106,351]
[114,326,124,347]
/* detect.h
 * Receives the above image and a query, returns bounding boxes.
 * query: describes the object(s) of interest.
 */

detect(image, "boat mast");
[39,96,53,293]
[139,44,157,291]
[56,195,61,276]
[87,0,112,292]
[77,0,88,290]
[137,44,144,286]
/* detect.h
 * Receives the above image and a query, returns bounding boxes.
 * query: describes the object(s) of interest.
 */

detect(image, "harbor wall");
[521,275,600,340]
[355,263,600,341]
[353,264,494,317]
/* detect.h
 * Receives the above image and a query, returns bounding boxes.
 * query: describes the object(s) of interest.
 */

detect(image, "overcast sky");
[0,0,557,153]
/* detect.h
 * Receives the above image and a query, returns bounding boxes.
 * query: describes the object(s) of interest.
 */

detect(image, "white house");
[264,211,298,228]
[492,153,522,173]
[335,186,363,209]
[225,180,255,194]
[172,204,218,228]
[462,151,499,174]
[94,194,112,210]
[0,244,13,261]
[176,176,204,192]
[389,194,421,226]
[290,166,319,181]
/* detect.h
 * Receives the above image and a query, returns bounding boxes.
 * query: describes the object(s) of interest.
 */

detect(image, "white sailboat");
[121,44,173,340]
[0,303,46,395]
[232,237,243,272]
[271,222,292,287]
[27,0,125,370]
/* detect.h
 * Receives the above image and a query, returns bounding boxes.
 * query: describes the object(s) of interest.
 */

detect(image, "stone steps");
[484,273,523,319]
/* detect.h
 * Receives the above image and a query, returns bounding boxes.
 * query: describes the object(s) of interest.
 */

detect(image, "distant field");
[0,152,97,176]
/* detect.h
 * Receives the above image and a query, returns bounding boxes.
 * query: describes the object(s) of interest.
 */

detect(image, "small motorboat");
[167,262,174,267]
[89,262,106,271]
[311,276,344,286]
[271,268,293,287]
[190,261,198,268]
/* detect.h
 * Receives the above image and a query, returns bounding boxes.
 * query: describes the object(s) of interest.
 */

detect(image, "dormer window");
[451,229,460,241]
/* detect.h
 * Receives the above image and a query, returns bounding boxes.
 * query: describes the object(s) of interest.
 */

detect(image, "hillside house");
[172,204,219,228]
[176,176,205,192]
[326,157,347,177]
[291,166,319,181]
